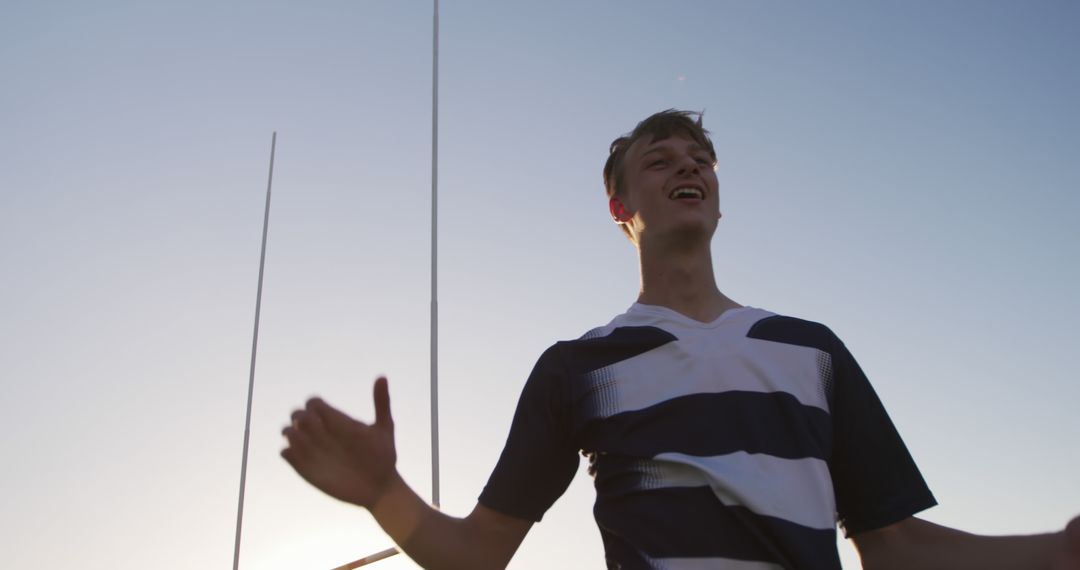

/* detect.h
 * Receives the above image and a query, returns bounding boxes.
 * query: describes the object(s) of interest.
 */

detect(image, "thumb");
[373,376,393,429]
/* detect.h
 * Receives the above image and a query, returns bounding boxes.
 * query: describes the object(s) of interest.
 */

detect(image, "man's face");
[618,133,720,245]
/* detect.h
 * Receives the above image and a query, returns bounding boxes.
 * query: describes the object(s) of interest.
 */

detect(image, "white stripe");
[736,337,831,413]
[648,556,784,570]
[584,333,830,419]
[648,452,836,530]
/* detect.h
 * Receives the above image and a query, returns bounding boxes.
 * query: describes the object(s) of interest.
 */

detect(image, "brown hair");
[603,109,716,199]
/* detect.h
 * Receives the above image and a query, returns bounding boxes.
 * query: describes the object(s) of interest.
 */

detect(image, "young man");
[282,110,1079,569]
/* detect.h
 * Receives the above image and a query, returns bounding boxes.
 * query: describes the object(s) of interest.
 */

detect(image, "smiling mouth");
[669,186,704,200]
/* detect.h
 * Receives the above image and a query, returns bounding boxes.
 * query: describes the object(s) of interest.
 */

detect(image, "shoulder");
[541,326,676,377]
[745,311,843,353]
[535,309,681,376]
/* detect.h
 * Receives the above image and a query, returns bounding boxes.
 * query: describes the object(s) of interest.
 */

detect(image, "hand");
[1055,516,1080,570]
[281,377,397,509]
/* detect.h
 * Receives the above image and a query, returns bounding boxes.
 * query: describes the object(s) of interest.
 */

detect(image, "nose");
[675,154,700,176]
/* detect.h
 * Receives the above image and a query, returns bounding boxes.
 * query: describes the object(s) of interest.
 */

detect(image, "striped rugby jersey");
[480,303,936,569]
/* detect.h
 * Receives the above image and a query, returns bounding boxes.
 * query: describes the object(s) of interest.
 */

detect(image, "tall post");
[330,2,439,567]
[430,0,441,510]
[233,131,277,570]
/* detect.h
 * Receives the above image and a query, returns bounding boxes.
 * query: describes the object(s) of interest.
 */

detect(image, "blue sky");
[1,1,1077,568]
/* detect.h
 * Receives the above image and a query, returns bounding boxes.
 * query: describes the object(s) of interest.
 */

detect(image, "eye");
[694,156,712,165]
[648,159,668,168]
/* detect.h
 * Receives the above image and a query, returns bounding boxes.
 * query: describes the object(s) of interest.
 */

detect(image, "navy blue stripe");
[595,486,840,570]
[559,326,678,374]
[599,529,653,570]
[747,315,834,353]
[580,391,832,461]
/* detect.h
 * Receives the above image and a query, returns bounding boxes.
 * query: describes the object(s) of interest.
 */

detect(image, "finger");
[291,407,330,440]
[374,377,393,429]
[281,444,311,475]
[281,424,315,460]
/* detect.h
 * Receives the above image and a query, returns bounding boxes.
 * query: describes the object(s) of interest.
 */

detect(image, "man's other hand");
[281,377,397,509]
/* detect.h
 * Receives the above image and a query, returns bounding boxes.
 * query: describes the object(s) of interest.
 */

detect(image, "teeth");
[669,187,704,200]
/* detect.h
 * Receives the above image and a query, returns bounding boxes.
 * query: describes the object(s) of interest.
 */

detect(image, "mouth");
[668,185,705,201]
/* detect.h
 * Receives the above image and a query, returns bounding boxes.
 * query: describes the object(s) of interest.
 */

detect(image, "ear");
[609,197,633,223]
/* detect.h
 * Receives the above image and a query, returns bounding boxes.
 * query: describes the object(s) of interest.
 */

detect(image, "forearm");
[857,517,1064,570]
[370,472,516,570]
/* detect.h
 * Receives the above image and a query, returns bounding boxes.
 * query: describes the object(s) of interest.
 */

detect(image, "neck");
[635,237,740,323]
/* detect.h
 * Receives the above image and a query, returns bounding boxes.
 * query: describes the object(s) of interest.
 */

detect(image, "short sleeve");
[478,344,580,522]
[827,334,937,536]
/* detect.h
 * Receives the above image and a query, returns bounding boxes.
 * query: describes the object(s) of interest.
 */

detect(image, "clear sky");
[2,1,1077,569]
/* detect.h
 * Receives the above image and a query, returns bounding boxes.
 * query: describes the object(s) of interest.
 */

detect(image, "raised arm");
[281,377,533,570]
[852,515,1080,570]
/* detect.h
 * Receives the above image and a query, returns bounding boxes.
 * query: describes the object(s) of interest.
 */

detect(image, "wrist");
[370,471,426,544]
[370,470,405,512]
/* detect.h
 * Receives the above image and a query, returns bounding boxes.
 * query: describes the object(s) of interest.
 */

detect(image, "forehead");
[628,133,705,160]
